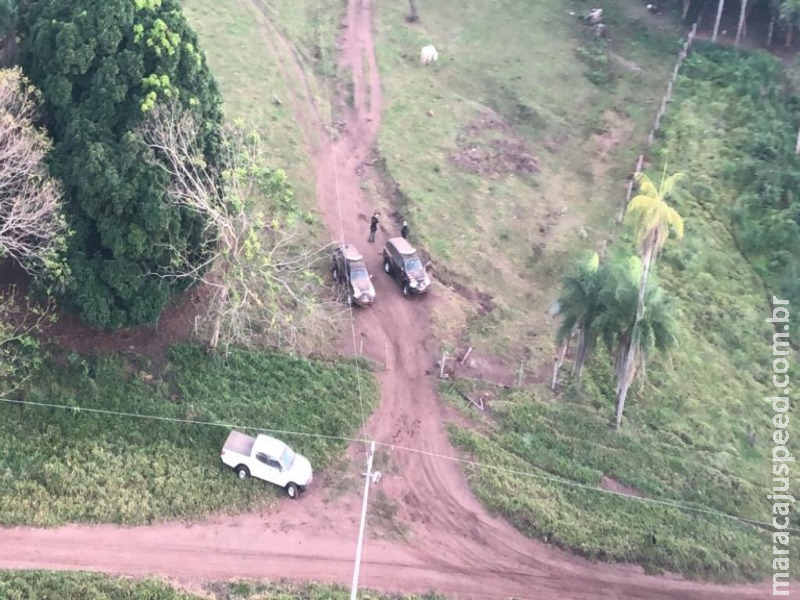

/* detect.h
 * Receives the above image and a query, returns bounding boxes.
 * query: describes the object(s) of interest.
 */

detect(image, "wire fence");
[617,22,698,223]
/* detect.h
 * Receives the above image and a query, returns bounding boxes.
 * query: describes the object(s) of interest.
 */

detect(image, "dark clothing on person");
[401,224,409,239]
[368,215,379,243]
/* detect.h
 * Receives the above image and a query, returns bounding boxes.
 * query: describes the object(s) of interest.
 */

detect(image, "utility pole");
[350,440,376,600]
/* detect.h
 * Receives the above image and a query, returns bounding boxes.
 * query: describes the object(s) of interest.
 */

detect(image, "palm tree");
[0,0,18,68]
[624,169,684,321]
[595,256,678,429]
[735,0,749,46]
[553,252,604,388]
[712,0,726,42]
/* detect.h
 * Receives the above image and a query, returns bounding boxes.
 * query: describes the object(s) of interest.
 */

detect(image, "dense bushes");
[18,0,223,328]
[670,43,800,340]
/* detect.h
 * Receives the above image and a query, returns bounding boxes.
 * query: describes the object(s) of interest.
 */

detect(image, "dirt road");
[0,0,775,598]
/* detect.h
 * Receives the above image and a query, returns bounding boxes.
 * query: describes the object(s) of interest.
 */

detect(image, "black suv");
[382,237,430,297]
[332,244,375,306]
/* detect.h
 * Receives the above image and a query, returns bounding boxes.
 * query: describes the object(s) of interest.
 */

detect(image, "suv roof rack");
[388,237,415,255]
[341,244,363,262]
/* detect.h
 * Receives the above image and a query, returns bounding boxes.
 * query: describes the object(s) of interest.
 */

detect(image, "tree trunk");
[208,283,230,350]
[615,338,637,429]
[572,327,586,376]
[682,0,691,21]
[0,33,17,68]
[637,242,654,321]
[795,125,800,154]
[575,331,594,381]
[767,15,776,47]
[551,342,568,390]
[734,0,748,46]
[711,0,726,42]
[407,0,419,22]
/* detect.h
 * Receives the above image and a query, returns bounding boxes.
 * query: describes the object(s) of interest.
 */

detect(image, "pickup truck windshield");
[281,446,295,470]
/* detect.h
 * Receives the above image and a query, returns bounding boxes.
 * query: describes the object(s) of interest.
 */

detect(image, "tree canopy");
[18,0,222,328]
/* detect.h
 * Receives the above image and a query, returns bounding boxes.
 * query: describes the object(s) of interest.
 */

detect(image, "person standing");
[400,220,409,239]
[368,212,379,243]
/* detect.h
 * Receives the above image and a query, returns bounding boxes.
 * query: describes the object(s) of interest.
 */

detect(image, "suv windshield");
[351,268,368,281]
[280,446,295,471]
[404,257,423,273]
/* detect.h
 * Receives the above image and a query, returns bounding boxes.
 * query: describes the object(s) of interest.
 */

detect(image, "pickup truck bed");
[222,430,255,457]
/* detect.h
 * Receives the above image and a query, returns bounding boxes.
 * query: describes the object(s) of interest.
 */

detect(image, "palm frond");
[634,172,658,198]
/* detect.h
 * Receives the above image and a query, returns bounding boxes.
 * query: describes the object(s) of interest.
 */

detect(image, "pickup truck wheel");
[235,465,250,480]
[285,483,299,499]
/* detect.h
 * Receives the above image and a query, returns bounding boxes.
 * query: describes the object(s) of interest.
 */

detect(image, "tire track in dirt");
[0,0,777,598]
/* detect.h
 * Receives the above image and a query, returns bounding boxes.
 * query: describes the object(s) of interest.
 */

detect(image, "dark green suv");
[382,237,430,297]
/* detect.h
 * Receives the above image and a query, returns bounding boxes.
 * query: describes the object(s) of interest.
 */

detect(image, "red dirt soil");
[0,1,778,598]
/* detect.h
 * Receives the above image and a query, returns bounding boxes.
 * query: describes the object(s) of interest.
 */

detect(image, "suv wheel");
[332,266,339,282]
[383,259,391,274]
[402,282,410,297]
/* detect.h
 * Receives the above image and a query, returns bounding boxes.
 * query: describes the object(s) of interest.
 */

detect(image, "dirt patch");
[587,110,635,184]
[0,259,204,363]
[451,108,539,178]
[600,475,644,498]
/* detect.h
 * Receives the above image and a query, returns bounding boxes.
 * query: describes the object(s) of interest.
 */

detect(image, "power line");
[374,440,799,533]
[0,395,792,533]
[0,397,353,443]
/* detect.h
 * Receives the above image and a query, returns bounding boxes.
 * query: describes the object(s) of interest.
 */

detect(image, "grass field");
[0,571,445,600]
[0,346,376,525]
[181,0,346,214]
[373,0,681,359]
[441,40,800,581]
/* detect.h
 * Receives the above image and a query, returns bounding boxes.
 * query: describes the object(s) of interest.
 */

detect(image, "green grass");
[0,571,445,600]
[443,41,800,581]
[373,0,681,357]
[0,345,377,526]
[181,0,345,213]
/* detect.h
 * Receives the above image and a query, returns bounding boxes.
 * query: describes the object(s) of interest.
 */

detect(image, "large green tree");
[18,0,222,328]
[0,0,18,67]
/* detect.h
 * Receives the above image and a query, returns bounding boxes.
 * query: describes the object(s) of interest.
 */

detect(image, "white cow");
[420,45,438,65]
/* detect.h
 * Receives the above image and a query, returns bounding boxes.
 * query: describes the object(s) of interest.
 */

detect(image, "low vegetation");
[0,345,377,525]
[0,571,445,600]
[446,40,800,581]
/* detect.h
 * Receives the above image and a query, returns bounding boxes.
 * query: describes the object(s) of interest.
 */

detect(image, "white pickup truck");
[220,430,313,499]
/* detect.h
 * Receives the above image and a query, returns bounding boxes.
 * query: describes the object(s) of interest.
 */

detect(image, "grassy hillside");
[373,0,680,357]
[0,572,444,600]
[0,346,376,525]
[444,41,800,581]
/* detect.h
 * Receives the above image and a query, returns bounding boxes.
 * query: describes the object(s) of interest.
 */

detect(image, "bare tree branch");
[0,286,53,396]
[140,102,342,354]
[0,68,67,276]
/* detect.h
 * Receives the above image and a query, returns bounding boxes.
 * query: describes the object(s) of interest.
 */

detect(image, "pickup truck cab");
[220,430,313,499]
